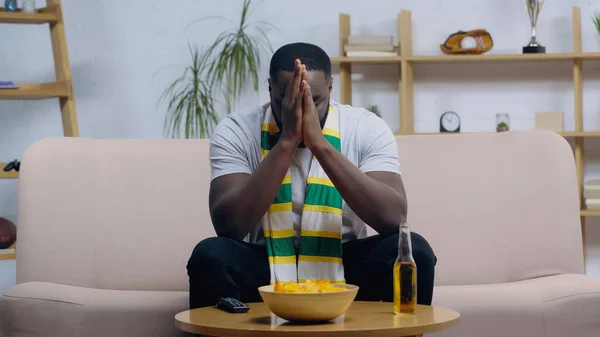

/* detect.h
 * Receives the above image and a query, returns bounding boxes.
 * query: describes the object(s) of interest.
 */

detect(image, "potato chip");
[273,280,345,293]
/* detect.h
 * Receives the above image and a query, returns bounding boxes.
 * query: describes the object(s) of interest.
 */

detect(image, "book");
[584,198,600,209]
[584,189,600,199]
[0,81,19,89]
[348,35,393,45]
[344,44,396,52]
[346,51,398,57]
[584,179,600,186]
[583,179,600,198]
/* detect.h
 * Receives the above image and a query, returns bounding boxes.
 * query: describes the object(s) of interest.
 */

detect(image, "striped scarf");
[260,104,345,284]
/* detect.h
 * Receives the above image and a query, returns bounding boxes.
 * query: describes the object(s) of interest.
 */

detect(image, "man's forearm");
[212,140,297,240]
[312,142,406,236]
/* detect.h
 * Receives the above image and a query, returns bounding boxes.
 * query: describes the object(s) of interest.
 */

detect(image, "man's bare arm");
[314,143,407,236]
[209,140,298,240]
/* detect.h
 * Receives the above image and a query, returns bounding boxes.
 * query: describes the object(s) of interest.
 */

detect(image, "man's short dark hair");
[269,42,331,80]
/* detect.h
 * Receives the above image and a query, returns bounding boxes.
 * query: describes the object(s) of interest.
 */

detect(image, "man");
[187,42,436,309]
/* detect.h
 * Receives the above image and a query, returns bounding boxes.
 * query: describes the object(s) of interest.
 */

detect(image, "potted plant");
[594,13,600,37]
[160,46,218,139]
[160,0,276,138]
[496,122,509,132]
[496,113,510,132]
[366,104,382,117]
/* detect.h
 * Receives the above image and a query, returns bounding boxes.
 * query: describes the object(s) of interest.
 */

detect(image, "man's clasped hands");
[279,59,329,151]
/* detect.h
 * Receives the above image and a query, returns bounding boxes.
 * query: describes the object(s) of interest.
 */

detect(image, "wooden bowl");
[258,284,359,322]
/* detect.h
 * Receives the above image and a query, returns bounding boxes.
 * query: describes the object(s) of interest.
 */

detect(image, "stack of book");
[345,35,398,57]
[584,179,600,209]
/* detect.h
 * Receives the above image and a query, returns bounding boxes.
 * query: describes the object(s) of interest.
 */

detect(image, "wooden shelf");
[0,243,16,261]
[0,163,19,179]
[409,132,476,135]
[406,131,600,137]
[558,132,600,137]
[576,53,600,60]
[332,53,600,65]
[581,209,600,217]
[331,56,402,64]
[406,53,597,64]
[0,7,59,24]
[0,81,70,100]
[0,250,16,261]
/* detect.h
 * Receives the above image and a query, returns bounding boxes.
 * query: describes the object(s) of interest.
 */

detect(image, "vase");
[4,0,17,12]
[22,0,36,13]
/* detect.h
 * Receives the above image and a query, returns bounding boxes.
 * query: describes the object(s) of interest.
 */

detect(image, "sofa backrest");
[16,138,215,291]
[15,130,584,291]
[397,130,583,285]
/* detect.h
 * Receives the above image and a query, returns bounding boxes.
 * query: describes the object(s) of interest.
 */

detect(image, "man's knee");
[187,237,237,273]
[410,232,437,268]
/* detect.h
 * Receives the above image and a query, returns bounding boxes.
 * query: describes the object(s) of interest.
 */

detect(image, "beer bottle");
[393,223,417,315]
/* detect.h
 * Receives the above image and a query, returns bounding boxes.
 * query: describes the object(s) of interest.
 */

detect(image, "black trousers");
[187,232,437,309]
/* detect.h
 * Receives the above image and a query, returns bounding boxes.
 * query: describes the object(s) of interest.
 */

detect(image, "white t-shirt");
[209,100,401,245]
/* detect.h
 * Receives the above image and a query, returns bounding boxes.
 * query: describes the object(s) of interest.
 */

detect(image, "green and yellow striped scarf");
[261,104,345,284]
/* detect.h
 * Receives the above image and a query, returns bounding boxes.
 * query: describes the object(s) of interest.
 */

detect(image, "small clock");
[440,111,460,133]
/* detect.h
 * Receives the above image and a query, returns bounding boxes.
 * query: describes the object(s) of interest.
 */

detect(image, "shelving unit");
[334,6,595,263]
[0,0,79,180]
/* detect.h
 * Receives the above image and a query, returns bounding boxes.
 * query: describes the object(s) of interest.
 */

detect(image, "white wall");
[2,0,600,290]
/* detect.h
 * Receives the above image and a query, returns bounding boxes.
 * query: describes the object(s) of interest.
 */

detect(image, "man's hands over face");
[279,59,305,147]
[301,76,327,151]
[279,59,328,152]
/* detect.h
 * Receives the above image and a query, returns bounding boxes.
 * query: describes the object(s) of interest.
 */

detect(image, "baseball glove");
[440,29,493,55]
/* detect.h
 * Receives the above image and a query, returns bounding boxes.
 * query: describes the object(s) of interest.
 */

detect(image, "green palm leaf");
[594,14,600,34]
[160,44,218,139]
[160,0,277,139]
[203,0,276,113]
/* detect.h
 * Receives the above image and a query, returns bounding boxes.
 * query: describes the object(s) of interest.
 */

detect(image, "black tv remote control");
[217,297,250,313]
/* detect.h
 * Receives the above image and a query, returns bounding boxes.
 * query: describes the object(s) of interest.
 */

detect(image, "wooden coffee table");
[175,301,460,337]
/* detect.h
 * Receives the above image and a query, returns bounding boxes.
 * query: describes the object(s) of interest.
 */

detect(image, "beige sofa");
[1,130,599,337]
